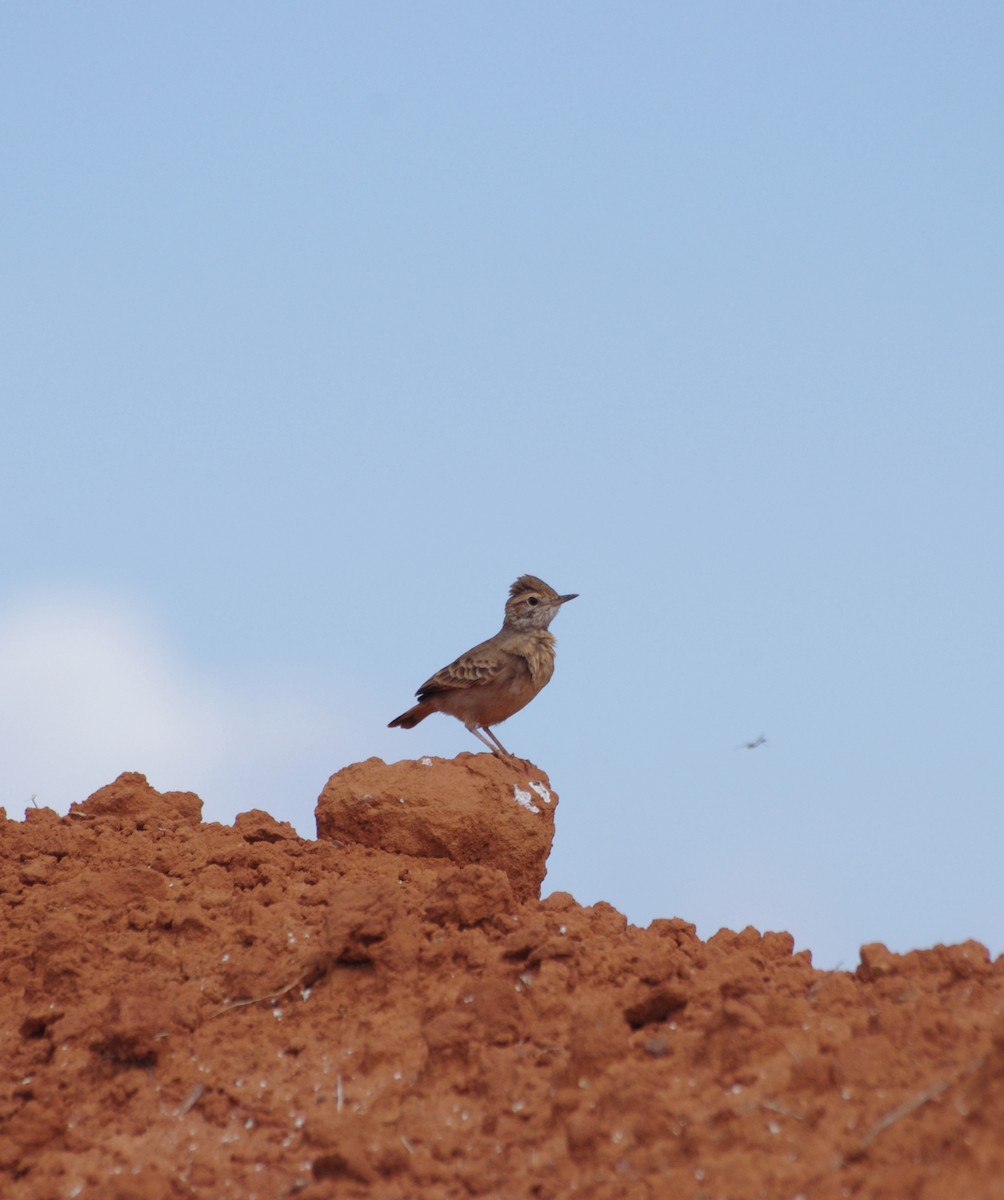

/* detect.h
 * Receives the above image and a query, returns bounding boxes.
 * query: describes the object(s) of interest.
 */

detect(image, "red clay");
[1,759,1002,1199]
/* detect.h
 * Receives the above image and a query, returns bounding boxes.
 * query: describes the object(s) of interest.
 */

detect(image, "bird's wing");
[416,640,507,696]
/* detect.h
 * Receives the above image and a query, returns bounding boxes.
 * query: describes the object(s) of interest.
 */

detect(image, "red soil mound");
[1,756,1002,1199]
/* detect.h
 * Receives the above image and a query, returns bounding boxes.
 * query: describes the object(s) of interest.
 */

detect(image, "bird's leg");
[480,725,514,759]
[465,723,499,753]
[465,722,513,759]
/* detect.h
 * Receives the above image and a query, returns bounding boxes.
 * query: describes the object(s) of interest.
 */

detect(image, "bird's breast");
[520,632,556,690]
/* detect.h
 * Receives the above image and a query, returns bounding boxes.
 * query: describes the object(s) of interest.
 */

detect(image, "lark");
[388,575,577,759]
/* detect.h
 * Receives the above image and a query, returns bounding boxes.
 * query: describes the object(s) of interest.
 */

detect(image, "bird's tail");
[388,702,430,730]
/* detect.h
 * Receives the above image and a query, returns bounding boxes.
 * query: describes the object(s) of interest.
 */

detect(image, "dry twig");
[849,1056,986,1159]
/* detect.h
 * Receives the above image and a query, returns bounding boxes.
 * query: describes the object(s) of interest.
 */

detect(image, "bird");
[388,574,577,759]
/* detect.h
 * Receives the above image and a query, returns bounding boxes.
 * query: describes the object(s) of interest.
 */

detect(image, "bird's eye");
[527,596,539,606]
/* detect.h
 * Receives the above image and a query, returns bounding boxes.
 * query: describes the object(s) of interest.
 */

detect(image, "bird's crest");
[508,575,559,602]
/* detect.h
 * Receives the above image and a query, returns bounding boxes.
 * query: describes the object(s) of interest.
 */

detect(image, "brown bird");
[388,574,578,759]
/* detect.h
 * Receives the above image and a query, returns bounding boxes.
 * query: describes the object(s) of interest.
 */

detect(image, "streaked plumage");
[388,575,577,759]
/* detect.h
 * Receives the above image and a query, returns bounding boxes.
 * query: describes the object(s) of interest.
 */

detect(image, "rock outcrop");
[316,752,556,900]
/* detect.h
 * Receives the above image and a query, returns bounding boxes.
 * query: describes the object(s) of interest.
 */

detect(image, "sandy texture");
[1,760,1002,1199]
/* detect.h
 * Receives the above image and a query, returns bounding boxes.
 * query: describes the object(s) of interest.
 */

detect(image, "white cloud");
[0,592,358,835]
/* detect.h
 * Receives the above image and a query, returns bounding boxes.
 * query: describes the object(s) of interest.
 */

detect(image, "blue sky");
[3,3,1002,968]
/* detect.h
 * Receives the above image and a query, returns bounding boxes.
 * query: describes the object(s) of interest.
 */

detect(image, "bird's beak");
[558,593,578,604]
